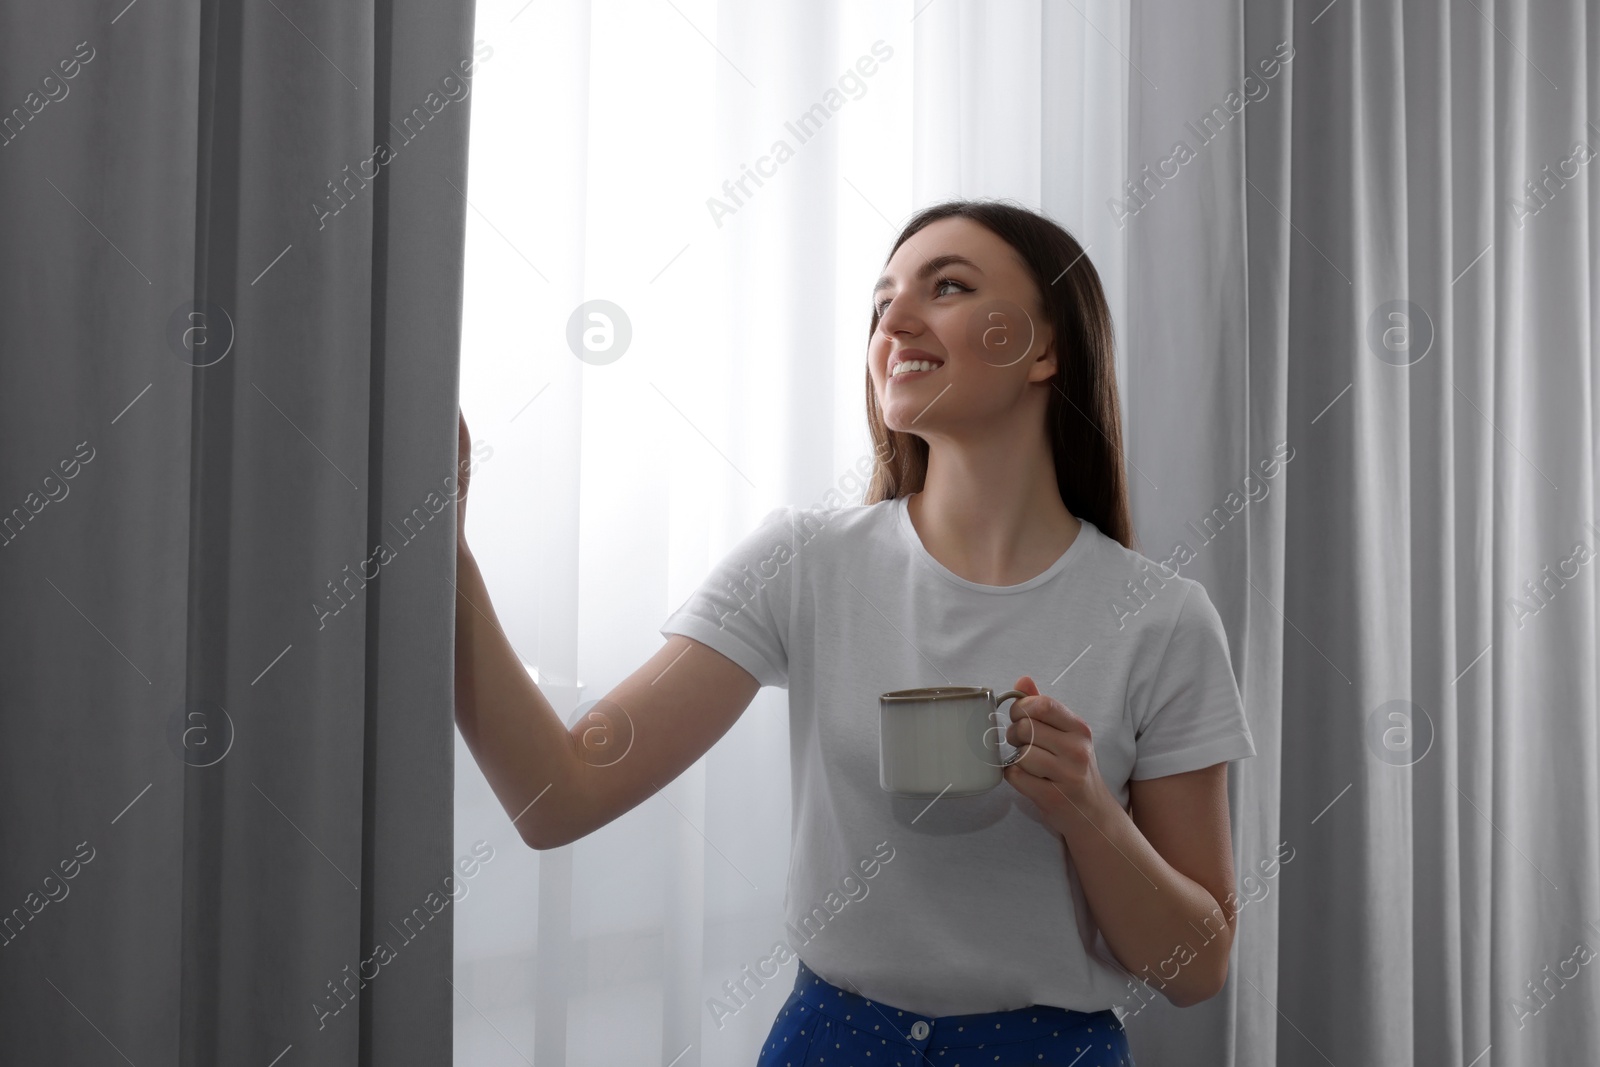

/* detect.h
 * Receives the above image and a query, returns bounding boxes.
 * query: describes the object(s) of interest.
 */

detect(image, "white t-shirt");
[660,495,1256,1016]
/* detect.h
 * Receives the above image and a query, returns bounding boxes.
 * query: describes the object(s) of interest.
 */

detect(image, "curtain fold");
[1128,0,1600,1062]
[1120,2,1277,1062]
[0,2,474,1063]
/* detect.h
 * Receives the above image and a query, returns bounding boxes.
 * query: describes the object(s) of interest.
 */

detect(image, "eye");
[874,276,972,316]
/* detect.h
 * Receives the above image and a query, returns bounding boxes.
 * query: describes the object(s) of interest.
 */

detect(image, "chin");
[882,411,928,436]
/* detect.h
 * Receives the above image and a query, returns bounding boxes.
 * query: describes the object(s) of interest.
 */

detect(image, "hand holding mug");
[1001,675,1115,828]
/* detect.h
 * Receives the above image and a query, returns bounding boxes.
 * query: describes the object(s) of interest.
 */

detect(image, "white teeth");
[891,360,941,378]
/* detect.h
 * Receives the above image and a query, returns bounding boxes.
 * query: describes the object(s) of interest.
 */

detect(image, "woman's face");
[868,216,1056,438]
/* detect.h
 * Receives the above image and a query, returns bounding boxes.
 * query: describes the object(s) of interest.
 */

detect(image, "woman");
[453,199,1256,1066]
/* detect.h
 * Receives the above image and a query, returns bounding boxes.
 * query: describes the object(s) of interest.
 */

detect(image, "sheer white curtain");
[452,2,1128,1064]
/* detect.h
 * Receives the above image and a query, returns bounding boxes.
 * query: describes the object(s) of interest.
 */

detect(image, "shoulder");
[780,498,894,548]
[727,500,888,575]
[1092,535,1236,683]
[1074,524,1207,638]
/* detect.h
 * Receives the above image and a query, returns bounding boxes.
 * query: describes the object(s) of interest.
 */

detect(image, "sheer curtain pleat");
[455,3,1127,1065]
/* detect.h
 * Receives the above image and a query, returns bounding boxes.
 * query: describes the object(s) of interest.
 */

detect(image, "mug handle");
[992,689,1028,766]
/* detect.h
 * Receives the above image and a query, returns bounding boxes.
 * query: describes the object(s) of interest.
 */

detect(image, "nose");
[876,291,920,339]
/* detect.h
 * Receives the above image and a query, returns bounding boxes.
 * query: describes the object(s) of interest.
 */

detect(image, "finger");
[1006,715,1069,758]
[1003,749,1058,792]
[1008,687,1044,721]
[1013,695,1091,739]
[1009,697,1042,723]
[1002,761,1040,794]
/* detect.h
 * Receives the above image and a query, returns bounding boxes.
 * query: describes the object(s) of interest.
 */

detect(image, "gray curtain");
[1125,0,1599,1064]
[0,2,474,1063]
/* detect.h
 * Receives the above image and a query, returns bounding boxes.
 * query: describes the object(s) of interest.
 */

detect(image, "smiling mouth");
[889,359,943,381]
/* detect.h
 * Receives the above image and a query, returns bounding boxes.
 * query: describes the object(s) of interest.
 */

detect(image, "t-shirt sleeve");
[658,505,794,690]
[1129,579,1256,780]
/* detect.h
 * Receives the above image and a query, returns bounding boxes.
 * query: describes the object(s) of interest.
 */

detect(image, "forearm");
[1052,794,1234,1007]
[454,539,584,849]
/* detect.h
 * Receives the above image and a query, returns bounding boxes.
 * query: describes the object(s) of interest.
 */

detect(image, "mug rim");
[880,685,989,703]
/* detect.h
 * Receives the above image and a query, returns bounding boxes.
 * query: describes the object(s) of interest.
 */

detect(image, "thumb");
[1014,675,1040,696]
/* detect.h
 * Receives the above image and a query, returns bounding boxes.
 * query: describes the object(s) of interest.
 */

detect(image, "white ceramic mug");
[878,686,1026,797]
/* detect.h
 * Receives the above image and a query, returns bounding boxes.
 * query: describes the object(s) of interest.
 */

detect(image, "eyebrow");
[872,253,985,296]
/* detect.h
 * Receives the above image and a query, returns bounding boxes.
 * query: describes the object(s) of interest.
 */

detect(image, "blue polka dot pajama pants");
[756,958,1134,1066]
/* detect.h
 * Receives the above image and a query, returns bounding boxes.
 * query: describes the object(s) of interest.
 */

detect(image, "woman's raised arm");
[453,412,761,850]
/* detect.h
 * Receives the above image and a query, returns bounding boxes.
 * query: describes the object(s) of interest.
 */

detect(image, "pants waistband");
[790,957,1124,1050]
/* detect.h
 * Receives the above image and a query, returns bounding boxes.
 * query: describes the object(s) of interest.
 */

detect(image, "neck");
[906,440,1080,586]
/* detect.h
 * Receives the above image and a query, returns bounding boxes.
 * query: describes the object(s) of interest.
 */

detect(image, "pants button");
[909,1021,930,1040]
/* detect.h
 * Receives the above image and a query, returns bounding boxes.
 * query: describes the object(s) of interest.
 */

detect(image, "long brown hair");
[862,198,1135,550]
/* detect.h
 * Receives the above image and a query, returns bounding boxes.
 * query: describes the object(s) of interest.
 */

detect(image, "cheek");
[958,305,1036,370]
[875,345,902,386]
